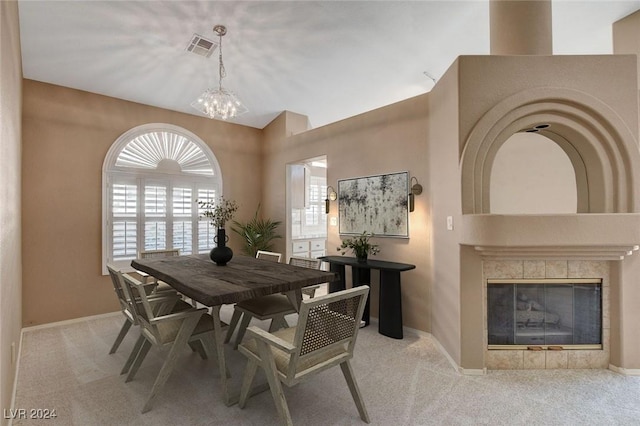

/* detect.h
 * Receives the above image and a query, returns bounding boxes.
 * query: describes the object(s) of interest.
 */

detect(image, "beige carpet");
[11,304,640,425]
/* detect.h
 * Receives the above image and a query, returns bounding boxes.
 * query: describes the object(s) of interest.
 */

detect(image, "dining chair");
[237,286,371,425]
[120,272,226,413]
[135,248,200,307]
[225,253,322,350]
[288,256,322,298]
[106,264,184,355]
[135,249,179,288]
[255,250,283,262]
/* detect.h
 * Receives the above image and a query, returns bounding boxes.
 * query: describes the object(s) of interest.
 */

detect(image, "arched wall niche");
[461,87,640,214]
[490,132,578,214]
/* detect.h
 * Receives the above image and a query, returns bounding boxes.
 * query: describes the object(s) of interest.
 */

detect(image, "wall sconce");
[325,186,337,214]
[408,177,423,212]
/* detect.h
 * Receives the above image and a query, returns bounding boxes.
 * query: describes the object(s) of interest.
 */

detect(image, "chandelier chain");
[191,24,247,120]
[218,32,226,89]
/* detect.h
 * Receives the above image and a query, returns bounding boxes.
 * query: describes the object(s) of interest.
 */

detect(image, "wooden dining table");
[130,253,337,406]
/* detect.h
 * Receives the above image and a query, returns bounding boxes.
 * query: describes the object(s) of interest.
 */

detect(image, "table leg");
[212,305,277,406]
[328,263,346,293]
[285,288,303,312]
[211,305,232,406]
[352,267,371,326]
[378,270,403,339]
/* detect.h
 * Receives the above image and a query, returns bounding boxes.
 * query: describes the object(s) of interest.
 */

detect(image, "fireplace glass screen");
[487,280,602,347]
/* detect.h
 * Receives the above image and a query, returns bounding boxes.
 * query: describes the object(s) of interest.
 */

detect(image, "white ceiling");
[18,1,640,129]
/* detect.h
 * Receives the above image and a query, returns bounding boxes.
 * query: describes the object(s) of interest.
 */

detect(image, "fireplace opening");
[487,279,602,349]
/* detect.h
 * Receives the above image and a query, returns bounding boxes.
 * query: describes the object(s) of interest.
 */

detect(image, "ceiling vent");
[186,34,218,58]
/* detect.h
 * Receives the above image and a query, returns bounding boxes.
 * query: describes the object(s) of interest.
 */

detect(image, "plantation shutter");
[197,188,217,252]
[111,180,138,261]
[144,182,168,251]
[172,186,193,255]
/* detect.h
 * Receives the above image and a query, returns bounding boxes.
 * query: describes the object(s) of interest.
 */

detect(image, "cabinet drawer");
[311,250,325,259]
[292,241,310,253]
[310,240,325,251]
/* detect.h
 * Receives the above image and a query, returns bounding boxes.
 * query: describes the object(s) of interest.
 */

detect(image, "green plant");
[231,204,282,256]
[197,196,238,229]
[337,231,380,259]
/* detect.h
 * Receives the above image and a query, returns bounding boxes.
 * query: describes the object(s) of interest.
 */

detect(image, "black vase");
[356,252,368,263]
[210,228,233,266]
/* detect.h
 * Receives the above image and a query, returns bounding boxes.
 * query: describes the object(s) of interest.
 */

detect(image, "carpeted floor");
[10,302,640,425]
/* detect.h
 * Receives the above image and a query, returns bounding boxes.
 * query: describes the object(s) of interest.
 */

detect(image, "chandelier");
[192,25,247,120]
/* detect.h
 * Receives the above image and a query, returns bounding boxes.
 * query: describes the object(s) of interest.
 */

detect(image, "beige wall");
[458,55,639,149]
[21,80,263,326]
[20,77,433,336]
[490,0,552,55]
[262,96,432,333]
[428,59,463,364]
[490,132,577,214]
[613,10,640,88]
[0,0,23,420]
[613,9,640,132]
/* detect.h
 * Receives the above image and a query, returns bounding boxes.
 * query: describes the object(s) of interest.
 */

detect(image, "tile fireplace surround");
[483,260,609,370]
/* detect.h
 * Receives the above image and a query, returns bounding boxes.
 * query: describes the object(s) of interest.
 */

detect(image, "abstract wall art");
[338,171,409,237]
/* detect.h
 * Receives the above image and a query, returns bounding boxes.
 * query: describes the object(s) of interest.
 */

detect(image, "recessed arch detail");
[461,87,640,214]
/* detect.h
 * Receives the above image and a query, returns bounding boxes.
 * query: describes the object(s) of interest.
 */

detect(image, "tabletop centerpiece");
[198,196,238,266]
[337,231,380,263]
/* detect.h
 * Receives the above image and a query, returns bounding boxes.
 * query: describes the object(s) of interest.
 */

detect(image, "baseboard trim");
[402,323,431,339]
[22,311,121,332]
[10,312,120,425]
[609,364,640,376]
[459,367,487,375]
[8,329,25,426]
[390,322,487,375]
[430,335,462,373]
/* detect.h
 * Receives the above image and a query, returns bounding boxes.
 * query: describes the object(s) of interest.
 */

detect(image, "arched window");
[102,124,222,272]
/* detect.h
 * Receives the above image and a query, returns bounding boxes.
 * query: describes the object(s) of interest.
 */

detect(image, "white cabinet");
[292,238,326,259]
[292,240,310,254]
[310,240,325,251]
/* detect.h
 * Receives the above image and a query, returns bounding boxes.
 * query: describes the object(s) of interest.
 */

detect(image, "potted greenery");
[337,231,380,263]
[231,204,282,257]
[198,196,238,265]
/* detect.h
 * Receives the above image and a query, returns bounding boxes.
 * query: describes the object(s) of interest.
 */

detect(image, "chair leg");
[121,334,144,375]
[109,319,132,354]
[189,340,207,359]
[199,335,230,378]
[256,341,293,426]
[125,339,152,383]
[225,309,242,344]
[268,316,280,332]
[340,361,370,424]
[234,313,252,350]
[238,358,259,409]
[268,315,289,332]
[141,315,200,413]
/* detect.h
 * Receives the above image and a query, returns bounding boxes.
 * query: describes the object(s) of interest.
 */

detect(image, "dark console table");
[319,256,415,339]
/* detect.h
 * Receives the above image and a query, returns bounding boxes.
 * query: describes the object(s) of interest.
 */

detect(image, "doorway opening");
[285,155,328,266]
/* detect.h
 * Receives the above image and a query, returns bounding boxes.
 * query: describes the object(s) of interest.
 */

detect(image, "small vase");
[210,228,233,266]
[356,252,368,263]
